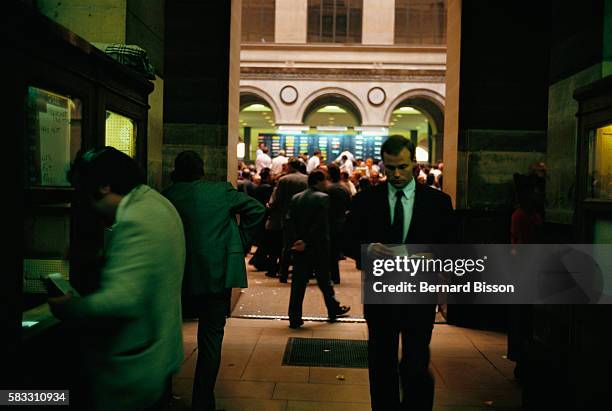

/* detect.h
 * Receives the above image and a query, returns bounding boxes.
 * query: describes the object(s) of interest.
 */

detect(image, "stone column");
[275,0,307,43]
[163,1,235,185]
[362,0,395,45]
[443,0,461,208]
[227,0,242,184]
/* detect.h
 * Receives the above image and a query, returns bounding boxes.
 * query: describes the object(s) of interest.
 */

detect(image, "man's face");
[383,148,414,189]
[370,171,380,185]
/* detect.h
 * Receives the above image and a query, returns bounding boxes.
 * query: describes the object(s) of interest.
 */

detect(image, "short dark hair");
[288,157,301,171]
[313,149,321,156]
[380,135,415,161]
[68,146,144,199]
[308,169,327,187]
[327,164,341,182]
[260,167,271,181]
[171,150,204,182]
[359,176,372,191]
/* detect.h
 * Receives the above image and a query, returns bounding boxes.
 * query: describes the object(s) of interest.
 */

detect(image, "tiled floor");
[168,318,521,411]
[233,256,364,319]
[168,253,520,410]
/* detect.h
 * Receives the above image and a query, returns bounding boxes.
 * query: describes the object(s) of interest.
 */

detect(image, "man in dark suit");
[327,164,351,284]
[345,135,456,411]
[267,158,308,281]
[284,170,350,328]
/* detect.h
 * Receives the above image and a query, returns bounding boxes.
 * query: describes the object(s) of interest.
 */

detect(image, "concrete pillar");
[164,1,234,184]
[443,0,460,208]
[363,0,395,45]
[227,0,242,184]
[275,0,307,43]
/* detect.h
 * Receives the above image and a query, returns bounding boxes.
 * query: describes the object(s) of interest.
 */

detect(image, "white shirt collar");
[388,178,415,199]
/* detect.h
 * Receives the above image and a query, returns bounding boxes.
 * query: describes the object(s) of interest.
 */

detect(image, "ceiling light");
[242,103,272,112]
[317,105,347,114]
[394,107,422,115]
[317,126,348,132]
[278,125,309,133]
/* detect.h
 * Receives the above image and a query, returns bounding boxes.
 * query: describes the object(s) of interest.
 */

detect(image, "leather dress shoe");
[289,319,304,329]
[328,305,351,322]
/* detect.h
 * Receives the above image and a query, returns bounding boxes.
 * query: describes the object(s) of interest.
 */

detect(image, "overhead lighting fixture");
[237,142,245,159]
[317,105,347,113]
[242,103,272,112]
[394,107,421,115]
[278,125,309,133]
[317,126,348,132]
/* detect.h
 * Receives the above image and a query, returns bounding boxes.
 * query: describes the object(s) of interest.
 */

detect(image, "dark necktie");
[392,190,404,244]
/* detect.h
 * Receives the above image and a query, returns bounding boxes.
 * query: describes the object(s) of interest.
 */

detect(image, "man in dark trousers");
[267,158,308,281]
[345,135,456,411]
[326,164,351,284]
[284,170,350,328]
[163,151,265,411]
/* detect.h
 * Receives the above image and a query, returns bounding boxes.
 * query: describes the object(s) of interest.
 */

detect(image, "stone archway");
[298,87,367,125]
[386,91,446,164]
[384,89,445,131]
[240,86,281,120]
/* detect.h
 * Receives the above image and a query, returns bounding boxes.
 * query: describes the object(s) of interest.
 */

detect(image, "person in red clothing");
[508,172,543,381]
[510,173,543,245]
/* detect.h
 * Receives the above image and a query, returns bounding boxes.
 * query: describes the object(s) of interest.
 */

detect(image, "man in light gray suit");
[50,147,185,411]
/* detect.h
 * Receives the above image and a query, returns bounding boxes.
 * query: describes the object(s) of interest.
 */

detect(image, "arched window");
[307,0,363,44]
[395,0,446,45]
[242,0,275,43]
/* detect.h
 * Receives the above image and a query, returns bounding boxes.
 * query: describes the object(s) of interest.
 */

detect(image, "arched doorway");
[301,95,362,162]
[239,94,277,161]
[387,96,445,165]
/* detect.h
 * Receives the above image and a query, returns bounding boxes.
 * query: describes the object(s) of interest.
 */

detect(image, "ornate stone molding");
[241,66,444,83]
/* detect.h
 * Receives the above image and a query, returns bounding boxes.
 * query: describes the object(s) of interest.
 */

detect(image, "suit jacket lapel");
[379,183,393,243]
[406,182,424,243]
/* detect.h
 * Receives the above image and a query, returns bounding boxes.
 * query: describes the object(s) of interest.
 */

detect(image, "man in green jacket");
[163,151,265,411]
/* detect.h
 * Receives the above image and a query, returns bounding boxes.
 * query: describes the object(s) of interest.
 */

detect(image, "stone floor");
[168,318,521,411]
[232,256,364,319]
[167,253,521,410]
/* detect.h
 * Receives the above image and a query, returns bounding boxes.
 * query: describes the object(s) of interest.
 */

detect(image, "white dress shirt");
[256,153,272,173]
[307,156,320,173]
[270,155,288,176]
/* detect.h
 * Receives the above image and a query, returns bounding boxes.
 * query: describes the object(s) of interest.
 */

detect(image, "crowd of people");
[240,144,445,208]
[46,138,453,411]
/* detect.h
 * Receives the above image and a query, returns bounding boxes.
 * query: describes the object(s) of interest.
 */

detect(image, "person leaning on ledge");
[49,147,186,411]
[163,150,265,411]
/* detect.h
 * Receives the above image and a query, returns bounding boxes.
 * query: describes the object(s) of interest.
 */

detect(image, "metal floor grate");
[282,337,368,368]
